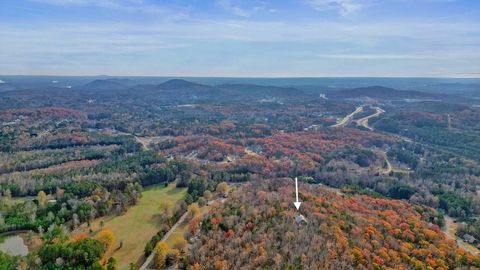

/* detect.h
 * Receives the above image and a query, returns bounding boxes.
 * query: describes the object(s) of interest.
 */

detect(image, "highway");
[356,106,385,131]
[331,106,363,128]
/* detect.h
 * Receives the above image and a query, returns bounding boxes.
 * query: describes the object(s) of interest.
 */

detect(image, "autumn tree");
[96,229,116,250]
[216,181,229,194]
[37,191,47,207]
[106,257,117,270]
[188,203,200,220]
[154,241,170,268]
[203,190,213,200]
[172,238,188,251]
[189,218,200,235]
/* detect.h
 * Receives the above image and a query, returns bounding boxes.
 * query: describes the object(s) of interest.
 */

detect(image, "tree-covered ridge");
[375,110,480,162]
[189,180,480,269]
[154,129,394,178]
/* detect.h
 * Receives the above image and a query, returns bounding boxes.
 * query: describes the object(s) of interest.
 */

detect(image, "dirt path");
[139,211,189,270]
[134,136,152,151]
[443,216,480,255]
[331,106,364,128]
[318,183,344,196]
[373,148,414,175]
[134,136,174,151]
[381,154,393,175]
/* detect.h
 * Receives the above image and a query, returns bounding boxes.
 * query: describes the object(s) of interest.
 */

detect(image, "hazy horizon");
[1,75,480,79]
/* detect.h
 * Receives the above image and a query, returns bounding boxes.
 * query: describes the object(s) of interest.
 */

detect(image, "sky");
[0,0,479,77]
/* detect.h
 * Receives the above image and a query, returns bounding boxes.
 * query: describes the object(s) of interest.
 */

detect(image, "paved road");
[356,106,385,131]
[331,106,363,128]
[139,211,189,270]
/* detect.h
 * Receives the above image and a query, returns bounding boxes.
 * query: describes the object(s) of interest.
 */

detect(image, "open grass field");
[75,183,187,270]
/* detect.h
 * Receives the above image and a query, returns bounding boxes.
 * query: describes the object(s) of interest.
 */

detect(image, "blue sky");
[0,0,479,77]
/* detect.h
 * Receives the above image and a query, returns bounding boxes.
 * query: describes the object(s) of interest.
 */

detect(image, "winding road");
[356,106,385,131]
[331,105,480,257]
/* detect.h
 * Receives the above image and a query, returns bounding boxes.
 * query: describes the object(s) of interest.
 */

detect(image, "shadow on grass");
[134,254,147,270]
[150,213,167,227]
[143,184,166,192]
[167,187,183,196]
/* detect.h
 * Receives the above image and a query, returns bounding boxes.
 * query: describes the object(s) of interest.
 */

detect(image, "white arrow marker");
[294,177,301,210]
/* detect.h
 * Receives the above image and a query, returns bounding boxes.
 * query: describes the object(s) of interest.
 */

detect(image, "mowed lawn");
[76,184,187,270]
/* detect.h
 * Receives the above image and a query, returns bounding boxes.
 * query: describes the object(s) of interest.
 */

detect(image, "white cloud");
[305,0,363,15]
[217,0,271,17]
[32,0,122,8]
[316,53,439,60]
[30,0,186,16]
[1,9,479,77]
[1,21,476,61]
[217,0,252,17]
[32,0,138,9]
[0,80,5,84]
[317,52,478,60]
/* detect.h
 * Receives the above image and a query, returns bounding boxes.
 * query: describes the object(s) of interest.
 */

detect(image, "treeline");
[0,182,142,234]
[0,149,180,197]
[0,145,113,174]
[0,224,118,269]
[0,148,192,235]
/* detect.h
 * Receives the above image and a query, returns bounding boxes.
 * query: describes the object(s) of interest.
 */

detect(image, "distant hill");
[218,84,303,95]
[155,79,215,92]
[0,82,16,92]
[329,86,442,100]
[128,80,308,101]
[412,82,480,95]
[120,79,221,102]
[81,78,136,91]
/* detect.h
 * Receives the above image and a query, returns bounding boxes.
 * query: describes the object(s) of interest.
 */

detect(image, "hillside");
[82,78,136,91]
[216,83,307,99]
[155,79,215,92]
[330,86,442,100]
[188,180,480,269]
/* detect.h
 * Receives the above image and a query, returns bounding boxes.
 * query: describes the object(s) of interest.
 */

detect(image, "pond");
[0,234,29,256]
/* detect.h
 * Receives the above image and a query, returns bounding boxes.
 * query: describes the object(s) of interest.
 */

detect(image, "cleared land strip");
[444,216,480,256]
[74,184,187,270]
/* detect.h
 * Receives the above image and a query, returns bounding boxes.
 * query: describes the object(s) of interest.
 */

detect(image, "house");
[463,234,476,244]
[47,199,57,204]
[294,214,307,226]
[207,200,216,206]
